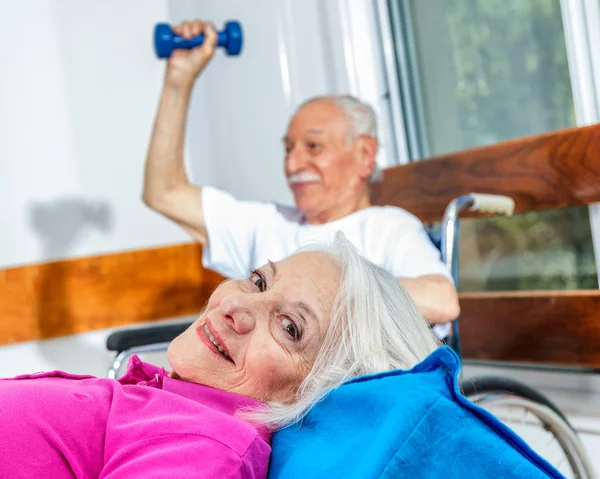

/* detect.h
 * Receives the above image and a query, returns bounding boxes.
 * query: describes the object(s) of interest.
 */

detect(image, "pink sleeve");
[100,434,270,479]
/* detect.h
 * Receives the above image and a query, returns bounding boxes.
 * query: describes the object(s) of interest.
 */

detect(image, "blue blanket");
[268,346,564,478]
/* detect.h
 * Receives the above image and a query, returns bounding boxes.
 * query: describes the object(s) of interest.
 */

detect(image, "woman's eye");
[282,317,299,340]
[251,271,266,292]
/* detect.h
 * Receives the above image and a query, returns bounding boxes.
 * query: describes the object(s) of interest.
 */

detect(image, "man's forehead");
[286,108,348,139]
[282,128,325,142]
[305,128,324,135]
[300,100,340,117]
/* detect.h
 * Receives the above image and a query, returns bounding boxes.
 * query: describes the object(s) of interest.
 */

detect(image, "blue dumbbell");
[154,21,243,58]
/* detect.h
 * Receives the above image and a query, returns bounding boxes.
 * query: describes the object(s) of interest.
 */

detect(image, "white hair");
[242,232,440,430]
[298,94,384,183]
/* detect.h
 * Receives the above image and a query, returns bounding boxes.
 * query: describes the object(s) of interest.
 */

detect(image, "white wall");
[0,0,195,268]
[0,0,392,269]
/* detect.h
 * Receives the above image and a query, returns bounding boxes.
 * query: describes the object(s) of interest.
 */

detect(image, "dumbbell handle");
[171,31,229,51]
[154,21,243,58]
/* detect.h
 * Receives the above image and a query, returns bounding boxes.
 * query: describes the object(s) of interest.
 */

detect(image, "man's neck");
[303,195,372,225]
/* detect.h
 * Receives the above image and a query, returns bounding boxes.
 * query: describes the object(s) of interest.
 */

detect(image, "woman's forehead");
[277,252,339,307]
[280,251,340,277]
[275,252,339,335]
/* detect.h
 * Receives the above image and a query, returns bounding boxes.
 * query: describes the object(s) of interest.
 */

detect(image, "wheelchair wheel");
[461,376,594,479]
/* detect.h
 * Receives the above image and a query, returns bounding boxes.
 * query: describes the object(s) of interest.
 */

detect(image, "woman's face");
[167,251,340,403]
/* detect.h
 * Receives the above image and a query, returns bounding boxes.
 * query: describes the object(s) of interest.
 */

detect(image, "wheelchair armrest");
[106,322,192,354]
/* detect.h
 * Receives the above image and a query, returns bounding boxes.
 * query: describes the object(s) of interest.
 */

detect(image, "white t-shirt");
[201,186,452,337]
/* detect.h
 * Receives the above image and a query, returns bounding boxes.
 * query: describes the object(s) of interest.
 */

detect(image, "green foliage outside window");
[426,0,597,291]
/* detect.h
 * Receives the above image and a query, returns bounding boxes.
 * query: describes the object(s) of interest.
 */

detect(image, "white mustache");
[287,172,322,184]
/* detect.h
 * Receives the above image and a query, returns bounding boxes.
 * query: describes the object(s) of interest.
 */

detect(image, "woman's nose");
[219,294,256,334]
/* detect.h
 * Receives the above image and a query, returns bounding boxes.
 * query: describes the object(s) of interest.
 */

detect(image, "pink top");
[0,356,271,478]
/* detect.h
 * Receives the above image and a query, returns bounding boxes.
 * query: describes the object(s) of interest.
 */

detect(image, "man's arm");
[142,20,218,245]
[398,275,460,325]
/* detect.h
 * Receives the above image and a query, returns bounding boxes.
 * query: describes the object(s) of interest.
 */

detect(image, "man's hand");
[165,20,218,88]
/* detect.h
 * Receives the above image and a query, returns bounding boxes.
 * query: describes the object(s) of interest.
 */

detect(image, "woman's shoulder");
[106,381,271,472]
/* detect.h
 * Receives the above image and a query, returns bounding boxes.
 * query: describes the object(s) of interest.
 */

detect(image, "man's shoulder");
[203,186,303,224]
[273,202,304,223]
[248,200,303,224]
[356,205,424,229]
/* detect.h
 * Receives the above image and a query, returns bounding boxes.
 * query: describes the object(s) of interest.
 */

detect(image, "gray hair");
[243,232,440,430]
[298,94,384,184]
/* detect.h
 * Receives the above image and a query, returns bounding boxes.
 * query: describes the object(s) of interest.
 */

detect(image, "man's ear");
[354,135,378,180]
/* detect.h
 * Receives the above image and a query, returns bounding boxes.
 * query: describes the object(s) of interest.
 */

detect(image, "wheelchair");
[106,193,594,479]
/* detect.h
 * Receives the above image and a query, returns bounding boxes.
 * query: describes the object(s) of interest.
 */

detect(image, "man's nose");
[219,293,257,334]
[285,147,306,175]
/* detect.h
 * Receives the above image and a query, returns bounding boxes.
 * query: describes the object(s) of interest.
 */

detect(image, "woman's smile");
[197,322,234,364]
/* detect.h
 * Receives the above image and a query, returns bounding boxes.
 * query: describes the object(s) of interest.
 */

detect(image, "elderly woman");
[0,233,439,478]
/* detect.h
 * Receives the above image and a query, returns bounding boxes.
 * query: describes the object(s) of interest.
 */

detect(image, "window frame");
[371,0,600,287]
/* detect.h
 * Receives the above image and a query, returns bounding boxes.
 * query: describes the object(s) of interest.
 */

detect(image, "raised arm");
[143,20,218,244]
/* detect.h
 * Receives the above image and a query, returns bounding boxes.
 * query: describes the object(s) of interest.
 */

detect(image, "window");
[386,0,598,291]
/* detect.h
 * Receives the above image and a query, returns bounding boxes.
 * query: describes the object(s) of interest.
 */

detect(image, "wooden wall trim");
[371,123,600,223]
[2,243,599,368]
[458,290,600,368]
[0,243,224,346]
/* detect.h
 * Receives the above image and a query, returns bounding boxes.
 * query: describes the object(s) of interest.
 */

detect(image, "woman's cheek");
[251,350,304,391]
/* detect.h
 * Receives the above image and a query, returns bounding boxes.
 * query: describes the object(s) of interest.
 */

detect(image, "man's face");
[283,100,371,220]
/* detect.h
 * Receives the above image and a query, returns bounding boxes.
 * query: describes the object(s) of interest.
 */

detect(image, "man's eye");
[251,271,266,291]
[308,142,322,152]
[282,317,299,340]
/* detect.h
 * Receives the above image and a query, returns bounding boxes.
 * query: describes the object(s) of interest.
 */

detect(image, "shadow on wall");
[29,198,113,259]
[28,198,113,367]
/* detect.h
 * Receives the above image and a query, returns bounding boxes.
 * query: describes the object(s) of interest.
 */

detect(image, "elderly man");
[143,20,460,329]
